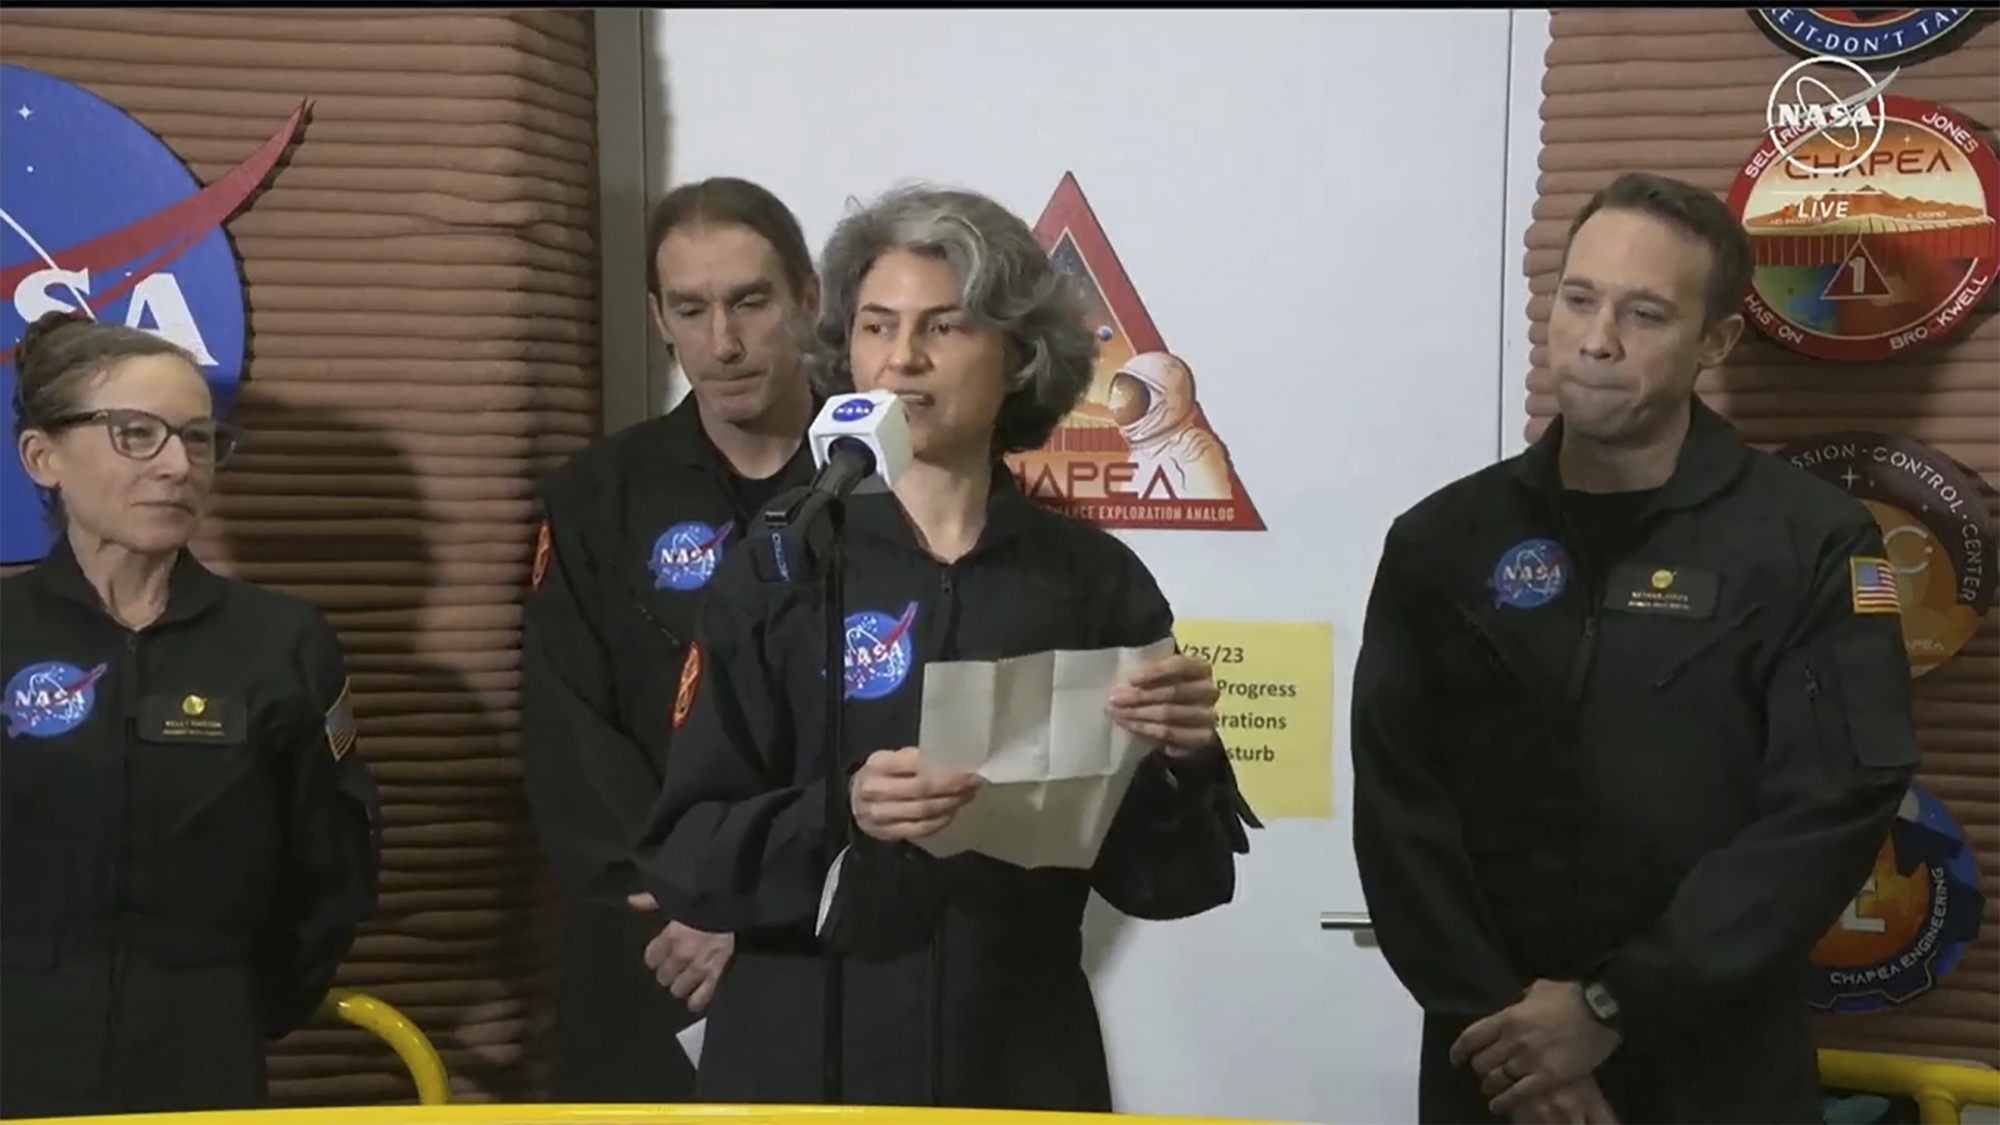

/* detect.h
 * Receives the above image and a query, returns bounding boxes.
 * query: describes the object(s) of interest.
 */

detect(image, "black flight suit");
[634,470,1257,1110]
[519,392,815,1100]
[0,539,381,1119]
[1352,399,1919,1125]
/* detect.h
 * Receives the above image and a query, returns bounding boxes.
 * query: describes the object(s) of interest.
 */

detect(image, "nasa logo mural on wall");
[1750,9,1979,64]
[0,65,304,565]
[1726,95,2000,362]
[1809,781,1987,1013]
[1778,432,1997,677]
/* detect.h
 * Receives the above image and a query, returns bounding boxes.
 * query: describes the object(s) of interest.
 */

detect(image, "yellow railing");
[318,988,451,1107]
[1820,1047,2000,1125]
[20,1110,1277,1124]
[14,1035,1995,1124]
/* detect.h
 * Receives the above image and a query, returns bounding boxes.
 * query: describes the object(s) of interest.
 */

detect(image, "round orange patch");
[529,520,553,591]
[672,642,703,729]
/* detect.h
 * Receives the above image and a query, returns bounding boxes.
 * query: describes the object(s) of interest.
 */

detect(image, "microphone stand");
[747,484,850,1106]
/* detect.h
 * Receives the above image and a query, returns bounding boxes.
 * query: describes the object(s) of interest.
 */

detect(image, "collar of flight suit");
[845,460,1040,562]
[1509,394,1752,515]
[655,384,826,475]
[25,531,231,629]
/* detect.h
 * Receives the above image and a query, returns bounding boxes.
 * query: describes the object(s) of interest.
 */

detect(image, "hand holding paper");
[906,638,1182,870]
[850,746,982,842]
[1107,649,1223,758]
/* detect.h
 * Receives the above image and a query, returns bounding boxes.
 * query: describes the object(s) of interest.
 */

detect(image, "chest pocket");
[947,565,1099,664]
[1422,591,1560,711]
[1599,564,1769,693]
[1427,614,1515,696]
[1427,612,1568,793]
[2,723,114,964]
[125,691,290,946]
[127,692,277,847]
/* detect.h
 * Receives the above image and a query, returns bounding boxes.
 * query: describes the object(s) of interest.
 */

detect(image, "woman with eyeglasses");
[0,310,381,1118]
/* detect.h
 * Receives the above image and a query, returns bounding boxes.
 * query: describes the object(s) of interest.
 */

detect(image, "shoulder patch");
[530,520,553,592]
[672,643,703,729]
[1850,556,1903,616]
[325,678,358,761]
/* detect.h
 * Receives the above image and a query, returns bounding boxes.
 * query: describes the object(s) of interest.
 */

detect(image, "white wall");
[594,8,671,431]
[1501,12,1550,460]
[597,10,1551,1123]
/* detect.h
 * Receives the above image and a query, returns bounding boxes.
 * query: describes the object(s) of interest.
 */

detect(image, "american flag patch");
[1849,556,1902,616]
[325,678,358,761]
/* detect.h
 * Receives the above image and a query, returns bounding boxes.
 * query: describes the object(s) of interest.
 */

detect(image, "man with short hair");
[519,177,822,1101]
[1352,172,1919,1124]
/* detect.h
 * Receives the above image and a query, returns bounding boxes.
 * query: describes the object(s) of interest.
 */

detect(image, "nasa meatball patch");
[1491,538,1571,610]
[2,660,109,739]
[672,643,703,730]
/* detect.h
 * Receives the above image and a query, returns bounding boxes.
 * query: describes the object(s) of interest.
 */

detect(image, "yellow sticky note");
[1173,619,1334,820]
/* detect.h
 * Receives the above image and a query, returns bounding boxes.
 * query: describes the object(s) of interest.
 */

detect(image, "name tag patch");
[1604,565,1719,618]
[139,692,247,744]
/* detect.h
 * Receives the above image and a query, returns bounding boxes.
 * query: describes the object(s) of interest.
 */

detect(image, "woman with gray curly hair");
[634,184,1258,1110]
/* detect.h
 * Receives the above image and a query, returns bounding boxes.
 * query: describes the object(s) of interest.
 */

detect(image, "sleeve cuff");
[1159,744,1260,848]
[1160,740,1231,787]
[1593,956,1661,1042]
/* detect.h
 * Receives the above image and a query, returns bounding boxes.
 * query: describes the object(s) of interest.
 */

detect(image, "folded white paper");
[911,639,1175,870]
[676,1018,705,1069]
[814,846,848,938]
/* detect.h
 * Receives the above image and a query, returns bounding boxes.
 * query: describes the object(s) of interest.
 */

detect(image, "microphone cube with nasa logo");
[809,390,914,493]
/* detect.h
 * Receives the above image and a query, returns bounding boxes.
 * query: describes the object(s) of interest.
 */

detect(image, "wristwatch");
[1582,980,1622,1029]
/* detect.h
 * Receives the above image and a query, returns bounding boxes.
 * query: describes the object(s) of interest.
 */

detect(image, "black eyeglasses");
[47,408,239,468]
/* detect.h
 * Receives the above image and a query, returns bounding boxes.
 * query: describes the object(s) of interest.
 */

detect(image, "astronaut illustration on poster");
[1110,352,1233,503]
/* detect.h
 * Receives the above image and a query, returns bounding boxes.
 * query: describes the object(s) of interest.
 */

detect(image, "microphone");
[743,391,914,1106]
[806,390,914,499]
[746,391,913,587]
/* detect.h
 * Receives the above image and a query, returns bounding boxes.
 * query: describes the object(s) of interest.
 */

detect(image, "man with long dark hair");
[519,177,821,1101]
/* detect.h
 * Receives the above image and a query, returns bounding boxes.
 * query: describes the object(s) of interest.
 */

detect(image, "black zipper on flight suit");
[926,563,959,1108]
[634,602,682,647]
[103,629,140,1101]
[1555,502,1604,706]
[1553,502,1605,974]
[1804,663,1840,736]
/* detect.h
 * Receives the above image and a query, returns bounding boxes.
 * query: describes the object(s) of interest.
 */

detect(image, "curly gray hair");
[807,184,1099,455]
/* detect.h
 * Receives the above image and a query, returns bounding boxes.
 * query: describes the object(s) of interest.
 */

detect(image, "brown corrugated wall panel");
[1524,9,1999,1066]
[0,6,599,1103]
